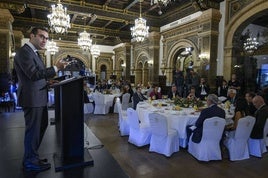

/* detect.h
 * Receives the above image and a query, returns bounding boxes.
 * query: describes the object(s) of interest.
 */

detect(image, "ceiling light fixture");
[91,43,100,58]
[78,17,92,51]
[243,29,259,56]
[46,39,59,55]
[131,0,149,42]
[151,0,173,7]
[47,0,70,34]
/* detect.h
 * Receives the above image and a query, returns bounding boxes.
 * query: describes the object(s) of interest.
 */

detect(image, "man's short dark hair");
[30,27,49,35]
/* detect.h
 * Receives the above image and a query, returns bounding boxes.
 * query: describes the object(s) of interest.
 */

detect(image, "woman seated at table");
[225,97,249,131]
[149,85,162,100]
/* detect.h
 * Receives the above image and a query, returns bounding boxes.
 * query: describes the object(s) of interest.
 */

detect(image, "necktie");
[35,51,45,67]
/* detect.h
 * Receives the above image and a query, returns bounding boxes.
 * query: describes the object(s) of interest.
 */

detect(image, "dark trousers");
[23,106,48,164]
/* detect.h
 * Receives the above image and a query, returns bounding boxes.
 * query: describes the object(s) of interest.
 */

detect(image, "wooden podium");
[52,77,94,172]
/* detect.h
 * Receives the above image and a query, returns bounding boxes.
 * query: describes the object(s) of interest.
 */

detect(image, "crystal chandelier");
[243,29,259,55]
[46,39,59,55]
[91,43,100,58]
[78,30,92,51]
[131,0,149,42]
[151,0,173,6]
[47,0,70,34]
[244,37,259,55]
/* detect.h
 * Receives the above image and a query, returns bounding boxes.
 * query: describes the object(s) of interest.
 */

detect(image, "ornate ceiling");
[1,0,223,46]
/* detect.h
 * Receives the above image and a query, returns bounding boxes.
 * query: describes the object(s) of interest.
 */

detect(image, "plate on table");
[170,110,179,115]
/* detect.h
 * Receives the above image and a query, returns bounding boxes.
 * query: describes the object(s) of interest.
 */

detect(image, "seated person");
[245,91,256,116]
[133,86,147,110]
[187,94,225,143]
[225,89,238,106]
[197,77,210,100]
[218,79,228,97]
[187,86,197,100]
[225,97,249,131]
[149,85,162,100]
[250,95,268,139]
[168,84,181,99]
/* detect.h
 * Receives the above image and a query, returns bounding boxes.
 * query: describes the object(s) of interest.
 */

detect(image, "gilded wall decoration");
[228,0,254,22]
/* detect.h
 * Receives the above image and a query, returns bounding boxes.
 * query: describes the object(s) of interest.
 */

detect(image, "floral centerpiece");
[173,97,205,108]
[103,89,112,94]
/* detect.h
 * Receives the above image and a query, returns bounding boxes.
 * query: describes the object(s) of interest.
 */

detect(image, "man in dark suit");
[187,94,225,143]
[168,84,181,99]
[133,86,147,109]
[196,77,210,100]
[14,27,67,172]
[250,95,268,139]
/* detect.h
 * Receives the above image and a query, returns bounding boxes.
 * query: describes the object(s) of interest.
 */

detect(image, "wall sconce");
[199,53,209,60]
[121,63,126,67]
[11,51,16,57]
[148,60,153,66]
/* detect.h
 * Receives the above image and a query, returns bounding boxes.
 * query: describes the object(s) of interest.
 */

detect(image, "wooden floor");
[1,110,268,178]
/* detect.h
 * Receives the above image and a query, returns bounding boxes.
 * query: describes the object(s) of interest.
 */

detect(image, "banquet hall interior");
[1,0,268,177]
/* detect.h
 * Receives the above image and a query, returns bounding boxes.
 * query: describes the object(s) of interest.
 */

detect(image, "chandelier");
[244,37,259,55]
[131,0,149,42]
[78,30,92,51]
[46,39,59,55]
[91,43,100,58]
[47,0,70,34]
[151,0,173,6]
[243,30,259,55]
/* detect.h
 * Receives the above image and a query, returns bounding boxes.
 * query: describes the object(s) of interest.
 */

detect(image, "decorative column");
[148,32,160,84]
[0,9,14,74]
[198,8,221,88]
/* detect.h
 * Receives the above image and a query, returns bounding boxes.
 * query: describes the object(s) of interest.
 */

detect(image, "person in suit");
[187,94,225,143]
[14,27,67,172]
[196,77,210,100]
[133,86,147,110]
[217,79,228,97]
[168,84,181,99]
[225,88,238,106]
[250,95,268,139]
[245,91,256,116]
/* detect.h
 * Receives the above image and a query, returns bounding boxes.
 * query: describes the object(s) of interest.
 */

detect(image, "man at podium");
[14,27,67,172]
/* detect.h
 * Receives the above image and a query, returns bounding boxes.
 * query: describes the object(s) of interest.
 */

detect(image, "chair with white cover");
[188,117,226,161]
[149,113,179,157]
[224,116,255,161]
[117,98,129,136]
[127,108,151,147]
[93,93,110,114]
[248,118,268,157]
[84,102,94,114]
[113,97,119,113]
[122,93,131,110]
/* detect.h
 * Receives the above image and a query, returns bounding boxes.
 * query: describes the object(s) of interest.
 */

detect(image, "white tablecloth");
[136,101,234,148]
[88,93,120,108]
[136,101,199,148]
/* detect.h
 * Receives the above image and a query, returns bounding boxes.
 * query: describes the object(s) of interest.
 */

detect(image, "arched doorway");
[61,55,86,77]
[224,1,268,92]
[100,65,107,80]
[225,4,268,92]
[166,40,199,86]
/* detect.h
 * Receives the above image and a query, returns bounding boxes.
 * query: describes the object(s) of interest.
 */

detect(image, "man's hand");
[47,79,59,86]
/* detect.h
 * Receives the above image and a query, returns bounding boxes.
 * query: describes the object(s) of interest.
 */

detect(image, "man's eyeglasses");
[37,34,49,41]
